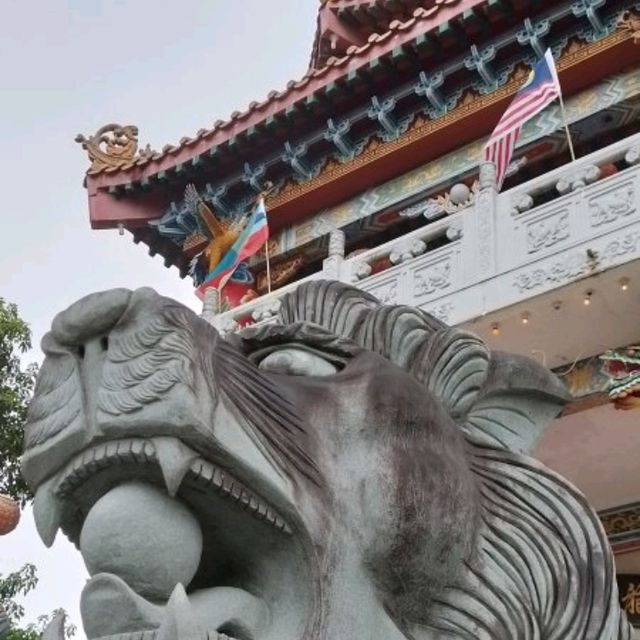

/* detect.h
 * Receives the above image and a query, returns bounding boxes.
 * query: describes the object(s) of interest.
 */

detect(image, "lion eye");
[258,348,338,376]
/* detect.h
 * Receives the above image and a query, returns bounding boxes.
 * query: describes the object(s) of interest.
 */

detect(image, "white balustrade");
[212,132,640,332]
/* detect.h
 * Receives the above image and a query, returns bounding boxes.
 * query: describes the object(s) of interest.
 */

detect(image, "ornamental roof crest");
[75,124,153,173]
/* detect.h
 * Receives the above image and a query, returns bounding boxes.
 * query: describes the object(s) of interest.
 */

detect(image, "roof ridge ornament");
[75,124,153,173]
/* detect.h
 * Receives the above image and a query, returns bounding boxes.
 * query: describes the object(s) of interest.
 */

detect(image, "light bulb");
[491,323,500,337]
[583,290,593,306]
[521,312,530,325]
[620,277,630,291]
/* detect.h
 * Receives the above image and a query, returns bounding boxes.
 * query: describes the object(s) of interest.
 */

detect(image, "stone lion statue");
[22,281,632,640]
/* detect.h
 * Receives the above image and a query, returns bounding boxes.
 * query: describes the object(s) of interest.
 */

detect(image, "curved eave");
[86,30,640,236]
[252,32,640,225]
[84,0,484,196]
[310,0,430,69]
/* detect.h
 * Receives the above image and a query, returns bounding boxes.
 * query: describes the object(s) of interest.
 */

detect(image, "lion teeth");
[275,516,292,534]
[156,583,207,640]
[53,438,292,536]
[33,476,63,548]
[189,459,292,535]
[152,437,199,497]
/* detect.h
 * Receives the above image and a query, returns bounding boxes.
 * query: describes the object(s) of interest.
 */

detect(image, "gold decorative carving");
[75,124,153,173]
[182,232,208,257]
[563,363,598,396]
[184,184,246,274]
[600,503,640,537]
[257,254,304,293]
[620,10,640,44]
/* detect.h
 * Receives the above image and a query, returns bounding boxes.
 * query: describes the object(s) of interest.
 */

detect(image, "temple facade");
[77,0,640,627]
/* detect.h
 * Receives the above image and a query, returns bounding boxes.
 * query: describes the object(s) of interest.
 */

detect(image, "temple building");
[77,0,640,626]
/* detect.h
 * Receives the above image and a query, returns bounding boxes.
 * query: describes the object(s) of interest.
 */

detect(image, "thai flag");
[196,198,269,298]
[483,49,562,190]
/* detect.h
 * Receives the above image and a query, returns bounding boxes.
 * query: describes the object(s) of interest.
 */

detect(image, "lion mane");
[241,281,631,640]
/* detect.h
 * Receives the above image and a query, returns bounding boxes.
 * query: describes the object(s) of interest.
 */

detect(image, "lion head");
[22,282,631,640]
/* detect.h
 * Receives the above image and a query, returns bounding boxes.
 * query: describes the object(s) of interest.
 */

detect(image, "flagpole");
[259,182,274,294]
[265,241,272,294]
[216,282,223,312]
[546,49,576,163]
[557,91,576,163]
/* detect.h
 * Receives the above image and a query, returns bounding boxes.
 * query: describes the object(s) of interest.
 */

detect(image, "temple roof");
[83,0,482,181]
[76,1,640,281]
[310,0,438,69]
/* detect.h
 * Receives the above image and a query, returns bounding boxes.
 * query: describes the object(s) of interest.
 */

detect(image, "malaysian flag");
[483,49,562,190]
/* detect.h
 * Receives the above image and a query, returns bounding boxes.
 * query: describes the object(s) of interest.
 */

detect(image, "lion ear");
[463,351,570,454]
[410,328,490,419]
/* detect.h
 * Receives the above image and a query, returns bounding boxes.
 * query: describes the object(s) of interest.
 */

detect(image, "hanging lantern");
[0,494,20,535]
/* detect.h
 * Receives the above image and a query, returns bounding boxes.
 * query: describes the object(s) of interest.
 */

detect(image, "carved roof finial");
[75,123,152,173]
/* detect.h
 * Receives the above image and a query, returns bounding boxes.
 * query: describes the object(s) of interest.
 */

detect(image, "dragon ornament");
[22,282,633,640]
[601,345,640,409]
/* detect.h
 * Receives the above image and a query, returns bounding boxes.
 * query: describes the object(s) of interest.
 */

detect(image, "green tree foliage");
[0,298,37,505]
[0,565,37,627]
[0,301,75,638]
[1,564,38,639]
[0,561,76,638]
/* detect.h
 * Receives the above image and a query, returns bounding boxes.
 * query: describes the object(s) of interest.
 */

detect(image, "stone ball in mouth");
[80,481,203,602]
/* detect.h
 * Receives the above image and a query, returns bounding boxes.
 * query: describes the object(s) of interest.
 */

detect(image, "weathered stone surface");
[24,281,632,640]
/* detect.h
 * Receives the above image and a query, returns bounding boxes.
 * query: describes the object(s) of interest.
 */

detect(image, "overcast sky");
[0,1,317,634]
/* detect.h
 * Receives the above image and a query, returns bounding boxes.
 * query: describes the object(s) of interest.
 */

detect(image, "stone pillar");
[323,229,346,280]
[464,161,498,283]
[201,287,220,326]
[477,162,498,278]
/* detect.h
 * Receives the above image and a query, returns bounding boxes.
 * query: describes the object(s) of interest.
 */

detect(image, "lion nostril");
[77,345,86,359]
[100,336,109,351]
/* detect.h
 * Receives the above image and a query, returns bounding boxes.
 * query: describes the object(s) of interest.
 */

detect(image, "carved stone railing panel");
[354,243,462,309]
[508,130,640,219]
[504,200,576,269]
[525,209,571,254]
[499,161,640,273]
[411,246,461,304]
[344,211,463,281]
[587,177,637,229]
[360,273,403,306]
[511,228,640,294]
[424,301,455,324]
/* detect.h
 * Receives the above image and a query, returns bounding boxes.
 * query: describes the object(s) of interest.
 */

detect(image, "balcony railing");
[208,131,640,332]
